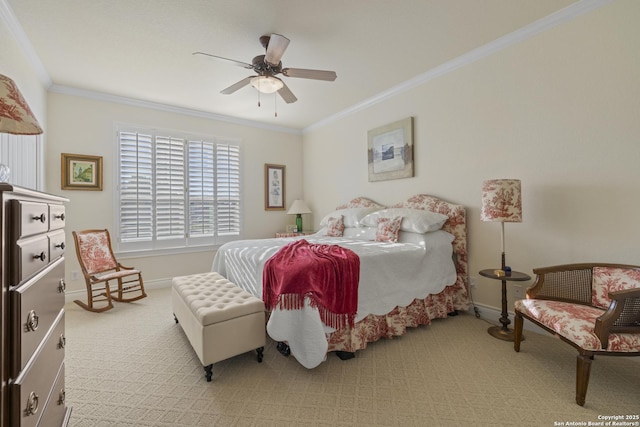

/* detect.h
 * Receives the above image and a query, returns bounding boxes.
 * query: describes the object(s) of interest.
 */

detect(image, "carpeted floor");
[64,287,639,426]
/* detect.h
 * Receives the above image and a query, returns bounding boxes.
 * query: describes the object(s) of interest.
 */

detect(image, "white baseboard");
[469,302,548,336]
[64,277,172,304]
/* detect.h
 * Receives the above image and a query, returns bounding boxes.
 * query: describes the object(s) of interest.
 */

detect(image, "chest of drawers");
[0,184,71,427]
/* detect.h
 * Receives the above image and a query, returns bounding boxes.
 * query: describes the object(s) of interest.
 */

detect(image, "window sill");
[115,244,220,260]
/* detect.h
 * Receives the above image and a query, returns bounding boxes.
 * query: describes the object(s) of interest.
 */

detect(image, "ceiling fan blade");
[193,52,254,69]
[277,81,298,104]
[282,68,337,81]
[221,76,254,94]
[264,34,290,66]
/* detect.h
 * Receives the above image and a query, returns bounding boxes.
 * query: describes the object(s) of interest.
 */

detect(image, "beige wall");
[3,0,639,313]
[302,0,640,311]
[46,92,303,294]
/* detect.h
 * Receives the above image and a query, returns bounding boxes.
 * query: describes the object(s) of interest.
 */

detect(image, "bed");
[211,194,470,368]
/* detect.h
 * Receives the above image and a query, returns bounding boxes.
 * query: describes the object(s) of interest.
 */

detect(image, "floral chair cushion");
[592,267,640,309]
[515,299,640,352]
[76,231,118,274]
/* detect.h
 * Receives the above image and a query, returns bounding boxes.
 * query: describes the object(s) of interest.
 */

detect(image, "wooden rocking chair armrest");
[594,288,640,349]
[88,274,105,283]
[116,263,135,271]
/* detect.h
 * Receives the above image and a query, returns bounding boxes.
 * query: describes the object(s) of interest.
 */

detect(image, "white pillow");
[320,207,381,228]
[361,208,448,233]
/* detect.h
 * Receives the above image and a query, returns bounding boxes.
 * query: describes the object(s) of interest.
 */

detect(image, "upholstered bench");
[172,272,265,381]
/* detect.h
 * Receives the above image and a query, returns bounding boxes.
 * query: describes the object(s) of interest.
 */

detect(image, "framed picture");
[264,164,285,210]
[367,117,414,182]
[61,153,103,191]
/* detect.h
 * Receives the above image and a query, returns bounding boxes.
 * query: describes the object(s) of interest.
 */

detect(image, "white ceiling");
[6,0,580,131]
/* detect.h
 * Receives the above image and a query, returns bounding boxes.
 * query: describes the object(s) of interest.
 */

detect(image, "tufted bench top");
[172,272,265,326]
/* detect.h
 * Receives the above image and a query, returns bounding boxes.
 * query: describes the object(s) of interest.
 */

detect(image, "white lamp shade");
[0,74,43,135]
[481,179,522,222]
[250,76,284,94]
[287,199,312,215]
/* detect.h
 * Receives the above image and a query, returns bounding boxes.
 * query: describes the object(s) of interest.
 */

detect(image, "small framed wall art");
[264,163,285,210]
[61,153,103,191]
[367,117,414,182]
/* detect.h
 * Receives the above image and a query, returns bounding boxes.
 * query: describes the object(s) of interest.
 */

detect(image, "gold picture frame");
[264,164,285,210]
[61,153,103,191]
[367,117,414,182]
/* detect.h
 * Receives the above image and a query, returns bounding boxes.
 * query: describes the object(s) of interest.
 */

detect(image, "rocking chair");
[72,229,147,312]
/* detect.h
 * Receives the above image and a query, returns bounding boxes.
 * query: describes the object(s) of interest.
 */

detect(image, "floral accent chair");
[514,263,640,406]
[72,229,147,312]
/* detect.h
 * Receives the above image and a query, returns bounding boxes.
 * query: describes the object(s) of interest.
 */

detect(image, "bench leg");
[576,353,593,406]
[256,347,264,363]
[204,364,213,382]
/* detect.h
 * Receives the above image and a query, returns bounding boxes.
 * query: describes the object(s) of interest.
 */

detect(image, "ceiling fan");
[193,34,337,104]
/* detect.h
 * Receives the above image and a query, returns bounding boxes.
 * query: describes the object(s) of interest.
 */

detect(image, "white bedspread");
[211,230,456,368]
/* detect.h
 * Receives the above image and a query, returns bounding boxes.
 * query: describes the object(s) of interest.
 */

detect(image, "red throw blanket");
[263,239,360,329]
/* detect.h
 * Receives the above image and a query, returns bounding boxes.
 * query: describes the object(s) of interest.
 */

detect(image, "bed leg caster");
[204,364,213,382]
[447,310,458,316]
[335,351,355,360]
[276,342,291,356]
[256,346,264,362]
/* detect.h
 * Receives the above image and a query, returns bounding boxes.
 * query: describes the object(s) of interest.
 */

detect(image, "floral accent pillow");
[375,216,403,243]
[326,215,345,237]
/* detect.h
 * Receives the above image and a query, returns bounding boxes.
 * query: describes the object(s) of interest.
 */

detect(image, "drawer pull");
[33,252,47,262]
[58,388,66,405]
[25,391,39,416]
[58,279,66,293]
[33,213,47,223]
[26,310,39,332]
[55,213,65,221]
[55,242,66,250]
[58,334,66,349]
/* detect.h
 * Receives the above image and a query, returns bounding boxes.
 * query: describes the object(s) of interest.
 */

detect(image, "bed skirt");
[327,280,469,353]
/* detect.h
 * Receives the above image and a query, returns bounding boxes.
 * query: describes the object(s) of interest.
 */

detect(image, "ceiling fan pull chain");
[257,88,261,107]
[274,94,278,117]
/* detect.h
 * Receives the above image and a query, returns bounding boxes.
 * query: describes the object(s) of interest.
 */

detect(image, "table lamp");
[287,199,311,232]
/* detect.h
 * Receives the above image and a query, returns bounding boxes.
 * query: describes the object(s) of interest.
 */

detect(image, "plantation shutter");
[188,140,215,237]
[155,136,186,241]
[119,131,153,242]
[216,143,241,237]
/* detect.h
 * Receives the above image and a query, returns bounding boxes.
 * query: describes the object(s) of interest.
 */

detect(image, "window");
[116,127,241,254]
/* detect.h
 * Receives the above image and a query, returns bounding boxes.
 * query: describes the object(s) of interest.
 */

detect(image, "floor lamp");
[481,179,524,341]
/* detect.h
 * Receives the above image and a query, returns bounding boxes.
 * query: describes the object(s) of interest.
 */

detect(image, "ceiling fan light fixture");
[250,75,283,94]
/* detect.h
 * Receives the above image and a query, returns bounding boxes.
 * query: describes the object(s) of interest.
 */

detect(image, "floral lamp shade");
[0,74,43,135]
[481,179,522,223]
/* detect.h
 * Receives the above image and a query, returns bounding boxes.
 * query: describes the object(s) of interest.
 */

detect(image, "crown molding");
[48,84,302,135]
[304,0,615,133]
[0,0,51,86]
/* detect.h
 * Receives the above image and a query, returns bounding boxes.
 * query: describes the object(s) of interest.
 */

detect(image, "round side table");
[479,269,531,341]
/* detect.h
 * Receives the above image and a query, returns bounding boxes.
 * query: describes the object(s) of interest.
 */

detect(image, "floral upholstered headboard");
[335,194,469,300]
